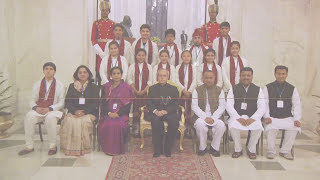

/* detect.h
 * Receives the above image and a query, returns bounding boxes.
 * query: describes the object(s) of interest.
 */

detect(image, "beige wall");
[1,0,319,132]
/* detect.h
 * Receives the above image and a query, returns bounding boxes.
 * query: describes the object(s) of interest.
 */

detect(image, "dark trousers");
[150,113,179,154]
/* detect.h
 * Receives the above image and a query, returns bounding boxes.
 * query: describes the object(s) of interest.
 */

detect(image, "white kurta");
[197,63,223,87]
[159,45,182,67]
[226,86,265,131]
[212,36,235,65]
[175,64,197,93]
[192,89,226,151]
[221,56,249,92]
[188,45,208,67]
[131,39,159,67]
[99,55,128,84]
[192,90,226,125]
[263,86,302,132]
[127,63,153,91]
[30,79,65,117]
[104,39,133,65]
[152,63,176,84]
[26,79,65,149]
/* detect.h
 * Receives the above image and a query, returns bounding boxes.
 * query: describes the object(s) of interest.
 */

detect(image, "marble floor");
[1,128,320,180]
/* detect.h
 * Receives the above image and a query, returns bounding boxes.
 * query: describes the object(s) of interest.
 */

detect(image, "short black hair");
[202,70,215,76]
[109,66,123,76]
[231,41,241,49]
[135,48,147,56]
[165,28,176,37]
[43,62,56,71]
[204,48,216,56]
[108,40,120,49]
[73,65,94,83]
[220,21,230,29]
[240,67,253,74]
[274,65,288,74]
[159,49,170,57]
[113,23,124,31]
[140,24,151,31]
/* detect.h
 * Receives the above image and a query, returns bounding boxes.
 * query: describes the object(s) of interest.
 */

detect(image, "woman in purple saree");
[99,67,133,155]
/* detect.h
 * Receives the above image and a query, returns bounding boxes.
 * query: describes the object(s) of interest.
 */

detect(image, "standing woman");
[127,48,152,137]
[152,49,176,84]
[99,67,133,155]
[100,41,128,84]
[175,50,197,137]
[60,65,99,156]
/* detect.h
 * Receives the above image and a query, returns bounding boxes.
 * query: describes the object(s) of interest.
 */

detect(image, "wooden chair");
[140,105,185,151]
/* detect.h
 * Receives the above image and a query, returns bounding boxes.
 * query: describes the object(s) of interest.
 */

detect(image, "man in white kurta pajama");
[263,65,301,160]
[19,62,65,156]
[226,67,265,159]
[192,71,226,157]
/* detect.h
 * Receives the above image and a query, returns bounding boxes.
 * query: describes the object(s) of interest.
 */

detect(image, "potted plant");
[0,67,13,138]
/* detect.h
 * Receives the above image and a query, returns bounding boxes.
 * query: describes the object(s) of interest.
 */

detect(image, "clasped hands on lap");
[264,118,301,127]
[237,118,255,126]
[35,107,50,115]
[154,110,168,117]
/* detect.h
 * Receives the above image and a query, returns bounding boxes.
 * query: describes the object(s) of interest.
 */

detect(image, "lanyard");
[276,83,286,99]
[112,59,118,67]
[242,86,249,103]
[44,81,53,97]
[195,47,201,60]
[81,85,85,97]
[184,65,188,80]
[235,58,239,71]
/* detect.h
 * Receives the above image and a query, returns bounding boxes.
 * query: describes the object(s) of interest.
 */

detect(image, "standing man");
[160,28,182,67]
[189,28,208,67]
[132,24,159,66]
[201,3,220,47]
[91,0,115,82]
[18,62,65,156]
[146,69,180,158]
[263,65,301,160]
[181,30,188,51]
[226,67,265,159]
[192,71,226,157]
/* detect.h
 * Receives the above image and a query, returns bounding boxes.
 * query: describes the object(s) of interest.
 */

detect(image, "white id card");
[241,103,247,110]
[277,100,284,108]
[79,98,85,105]
[113,104,118,110]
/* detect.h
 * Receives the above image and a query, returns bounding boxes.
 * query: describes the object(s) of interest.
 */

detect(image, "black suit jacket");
[146,83,179,120]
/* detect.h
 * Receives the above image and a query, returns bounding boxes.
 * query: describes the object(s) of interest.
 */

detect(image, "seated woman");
[60,65,99,156]
[99,67,133,155]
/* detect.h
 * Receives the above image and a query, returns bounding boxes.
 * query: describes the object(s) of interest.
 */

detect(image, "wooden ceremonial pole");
[95,0,100,87]
[204,0,208,44]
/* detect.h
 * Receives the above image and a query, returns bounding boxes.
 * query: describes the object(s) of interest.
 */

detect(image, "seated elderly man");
[146,68,180,158]
[226,67,265,159]
[18,62,65,156]
[192,70,226,156]
[263,65,302,160]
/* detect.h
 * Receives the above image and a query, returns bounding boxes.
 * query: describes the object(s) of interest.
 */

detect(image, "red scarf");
[203,62,218,84]
[114,38,125,56]
[157,63,171,80]
[164,43,179,66]
[107,55,122,81]
[36,78,56,108]
[134,62,149,91]
[230,56,244,85]
[218,35,231,66]
[135,38,153,64]
[179,63,193,90]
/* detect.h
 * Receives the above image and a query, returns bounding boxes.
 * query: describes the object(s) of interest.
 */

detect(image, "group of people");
[18,1,301,160]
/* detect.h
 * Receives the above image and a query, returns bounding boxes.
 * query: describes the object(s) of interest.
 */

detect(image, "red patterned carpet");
[106,137,222,180]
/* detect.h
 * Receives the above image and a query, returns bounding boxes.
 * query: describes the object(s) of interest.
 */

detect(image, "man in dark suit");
[147,68,179,157]
[180,31,188,51]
